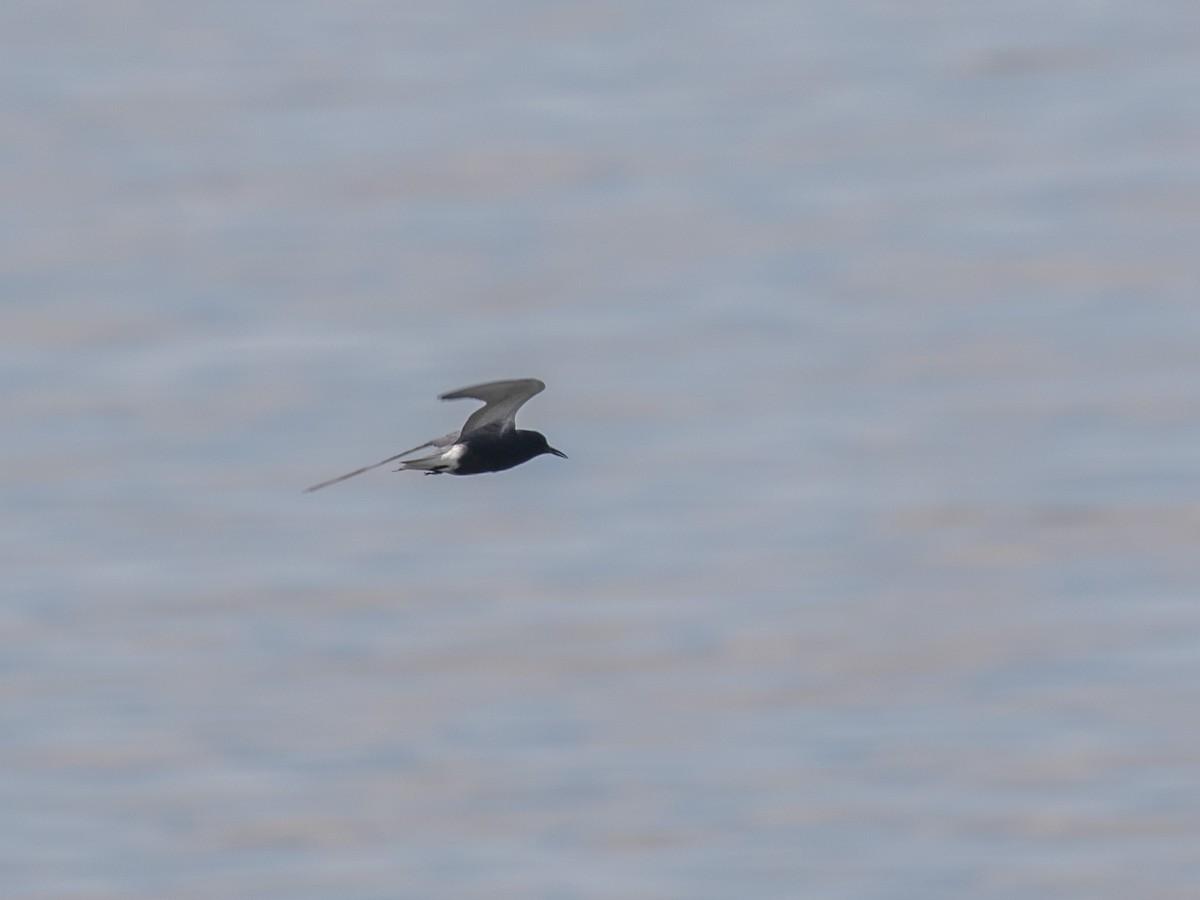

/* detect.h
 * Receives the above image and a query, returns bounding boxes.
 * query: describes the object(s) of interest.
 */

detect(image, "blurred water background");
[4,1,1200,898]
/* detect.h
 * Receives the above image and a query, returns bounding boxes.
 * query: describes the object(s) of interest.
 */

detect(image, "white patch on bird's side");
[440,443,466,471]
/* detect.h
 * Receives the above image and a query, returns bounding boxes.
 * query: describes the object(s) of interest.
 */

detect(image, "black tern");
[304,378,566,492]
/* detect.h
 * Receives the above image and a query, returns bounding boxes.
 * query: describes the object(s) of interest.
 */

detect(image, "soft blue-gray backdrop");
[4,2,1199,897]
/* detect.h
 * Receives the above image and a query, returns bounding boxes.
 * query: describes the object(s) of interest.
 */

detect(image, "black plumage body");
[438,425,562,475]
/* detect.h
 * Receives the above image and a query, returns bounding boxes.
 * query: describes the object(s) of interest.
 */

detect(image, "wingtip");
[438,378,546,401]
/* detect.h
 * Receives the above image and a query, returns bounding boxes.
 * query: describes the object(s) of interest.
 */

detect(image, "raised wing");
[303,431,459,492]
[440,378,546,436]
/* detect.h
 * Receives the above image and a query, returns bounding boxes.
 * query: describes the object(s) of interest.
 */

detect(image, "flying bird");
[304,378,566,492]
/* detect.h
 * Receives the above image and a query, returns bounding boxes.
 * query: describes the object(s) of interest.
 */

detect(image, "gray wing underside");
[440,378,546,436]
[302,430,459,492]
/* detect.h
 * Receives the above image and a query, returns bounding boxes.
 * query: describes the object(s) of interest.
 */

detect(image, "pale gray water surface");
[4,2,1200,898]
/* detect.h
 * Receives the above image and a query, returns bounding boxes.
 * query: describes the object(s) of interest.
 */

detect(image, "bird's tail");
[394,451,449,473]
[303,430,460,491]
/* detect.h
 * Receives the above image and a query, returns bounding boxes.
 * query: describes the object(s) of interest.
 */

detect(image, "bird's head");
[529,431,567,460]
